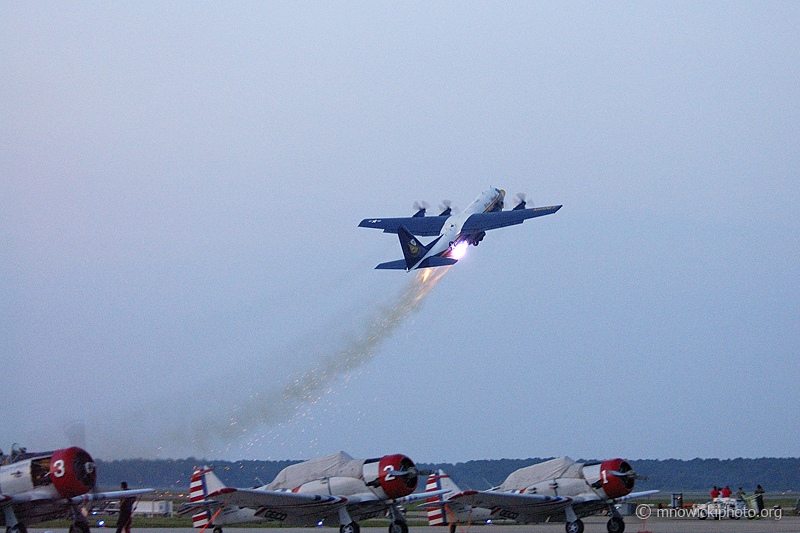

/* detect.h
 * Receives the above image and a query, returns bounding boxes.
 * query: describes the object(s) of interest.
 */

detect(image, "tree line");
[96,457,800,493]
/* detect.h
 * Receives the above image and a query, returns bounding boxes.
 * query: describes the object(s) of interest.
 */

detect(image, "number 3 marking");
[53,459,66,478]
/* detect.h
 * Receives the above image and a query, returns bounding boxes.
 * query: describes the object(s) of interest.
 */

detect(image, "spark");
[191,266,451,445]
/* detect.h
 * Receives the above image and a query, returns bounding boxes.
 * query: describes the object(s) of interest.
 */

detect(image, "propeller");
[412,200,430,217]
[512,192,529,211]
[609,469,647,481]
[387,466,419,478]
[438,200,452,217]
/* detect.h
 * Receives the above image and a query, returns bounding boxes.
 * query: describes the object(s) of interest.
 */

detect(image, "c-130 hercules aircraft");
[359,187,561,271]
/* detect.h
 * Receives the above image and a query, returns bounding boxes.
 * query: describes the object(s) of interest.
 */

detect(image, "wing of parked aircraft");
[206,488,347,517]
[447,490,571,519]
[448,488,659,524]
[206,486,445,519]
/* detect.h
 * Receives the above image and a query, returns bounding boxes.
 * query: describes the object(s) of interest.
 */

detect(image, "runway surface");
[28,517,800,533]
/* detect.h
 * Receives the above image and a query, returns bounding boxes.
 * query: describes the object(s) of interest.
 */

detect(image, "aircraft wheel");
[68,524,88,533]
[9,525,28,533]
[388,521,408,533]
[213,527,223,533]
[449,523,457,533]
[607,515,625,533]
[698,509,707,520]
[565,519,584,533]
[340,522,360,533]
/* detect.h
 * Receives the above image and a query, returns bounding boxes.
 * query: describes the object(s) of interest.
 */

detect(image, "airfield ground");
[28,518,800,533]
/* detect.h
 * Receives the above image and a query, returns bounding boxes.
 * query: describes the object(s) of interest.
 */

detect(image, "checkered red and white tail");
[426,470,458,526]
[190,466,225,528]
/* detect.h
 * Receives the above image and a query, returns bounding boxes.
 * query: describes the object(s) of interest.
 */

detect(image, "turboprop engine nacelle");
[362,454,418,500]
[0,446,96,499]
[581,458,635,500]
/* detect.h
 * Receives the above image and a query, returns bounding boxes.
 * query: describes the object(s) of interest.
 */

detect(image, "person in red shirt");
[721,486,732,498]
[711,486,720,499]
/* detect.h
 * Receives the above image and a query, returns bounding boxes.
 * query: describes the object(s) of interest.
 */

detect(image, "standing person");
[734,487,745,499]
[711,486,720,499]
[755,484,765,512]
[721,485,732,498]
[115,482,135,533]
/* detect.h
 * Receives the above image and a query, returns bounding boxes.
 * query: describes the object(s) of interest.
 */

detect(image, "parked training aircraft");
[359,187,561,270]
[0,444,153,533]
[424,457,657,533]
[185,451,447,533]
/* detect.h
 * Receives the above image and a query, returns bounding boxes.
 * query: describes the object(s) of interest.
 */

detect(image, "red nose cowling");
[378,454,418,499]
[599,458,634,499]
[50,447,97,498]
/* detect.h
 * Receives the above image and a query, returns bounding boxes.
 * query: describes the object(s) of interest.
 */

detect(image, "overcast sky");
[2,2,798,463]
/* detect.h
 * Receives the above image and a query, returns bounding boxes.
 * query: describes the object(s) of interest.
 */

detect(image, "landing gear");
[4,505,27,533]
[607,515,625,533]
[67,504,90,533]
[388,520,408,533]
[565,519,584,533]
[68,522,89,533]
[340,522,360,533]
[213,527,223,533]
[449,523,457,533]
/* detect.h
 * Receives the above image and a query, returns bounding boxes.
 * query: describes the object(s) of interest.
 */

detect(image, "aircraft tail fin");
[190,466,226,528]
[376,226,452,271]
[398,225,432,270]
[425,469,460,526]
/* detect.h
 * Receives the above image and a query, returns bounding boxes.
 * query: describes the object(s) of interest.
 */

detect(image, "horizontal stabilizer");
[376,260,409,270]
[418,257,457,268]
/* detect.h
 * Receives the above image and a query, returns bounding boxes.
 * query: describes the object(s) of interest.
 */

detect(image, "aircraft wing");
[70,488,155,505]
[208,488,347,518]
[336,489,450,523]
[358,216,447,236]
[460,205,562,234]
[1,489,155,527]
[449,490,571,517]
[611,490,659,502]
[0,488,154,505]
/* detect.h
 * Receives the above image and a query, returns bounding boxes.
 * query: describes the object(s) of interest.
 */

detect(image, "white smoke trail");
[40,268,450,460]
[190,267,450,448]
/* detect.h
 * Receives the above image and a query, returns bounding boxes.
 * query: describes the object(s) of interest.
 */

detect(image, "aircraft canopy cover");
[498,457,584,491]
[267,451,365,490]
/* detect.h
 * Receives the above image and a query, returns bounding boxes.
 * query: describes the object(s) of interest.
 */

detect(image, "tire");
[388,521,408,533]
[68,523,88,533]
[607,516,625,533]
[565,519,584,533]
[9,524,28,533]
[698,509,707,520]
[340,522,360,533]
[449,523,457,533]
[213,527,223,533]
